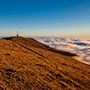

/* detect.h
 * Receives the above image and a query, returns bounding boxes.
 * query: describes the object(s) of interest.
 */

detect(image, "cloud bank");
[34,36,90,65]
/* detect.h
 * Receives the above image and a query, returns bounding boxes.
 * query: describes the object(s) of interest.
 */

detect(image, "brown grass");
[4,36,77,56]
[0,37,90,90]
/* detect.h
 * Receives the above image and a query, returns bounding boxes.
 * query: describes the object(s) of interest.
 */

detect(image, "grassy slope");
[0,37,90,90]
[4,36,77,57]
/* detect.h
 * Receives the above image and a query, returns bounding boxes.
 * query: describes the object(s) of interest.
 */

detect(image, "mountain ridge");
[0,36,90,90]
[3,36,77,57]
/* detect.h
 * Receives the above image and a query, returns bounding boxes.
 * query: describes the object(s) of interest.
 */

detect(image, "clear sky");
[0,0,90,36]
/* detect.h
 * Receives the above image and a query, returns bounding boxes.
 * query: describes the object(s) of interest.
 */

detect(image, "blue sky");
[0,0,90,36]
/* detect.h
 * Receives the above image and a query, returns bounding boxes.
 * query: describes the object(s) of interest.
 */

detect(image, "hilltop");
[0,36,90,90]
[3,36,77,57]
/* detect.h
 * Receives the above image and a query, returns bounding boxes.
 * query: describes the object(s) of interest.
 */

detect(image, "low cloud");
[34,36,90,65]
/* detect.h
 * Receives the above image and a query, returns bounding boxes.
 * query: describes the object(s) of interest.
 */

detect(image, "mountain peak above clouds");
[0,36,90,90]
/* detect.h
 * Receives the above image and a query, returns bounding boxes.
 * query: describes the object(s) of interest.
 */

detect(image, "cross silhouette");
[17,31,19,37]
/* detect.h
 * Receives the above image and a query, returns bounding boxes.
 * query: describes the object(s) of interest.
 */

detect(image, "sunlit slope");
[4,36,77,57]
[0,37,90,90]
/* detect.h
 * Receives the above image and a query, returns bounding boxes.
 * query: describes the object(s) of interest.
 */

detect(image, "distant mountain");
[0,36,4,38]
[0,36,90,90]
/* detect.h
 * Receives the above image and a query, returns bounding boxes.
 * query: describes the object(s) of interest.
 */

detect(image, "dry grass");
[4,36,77,56]
[0,37,90,90]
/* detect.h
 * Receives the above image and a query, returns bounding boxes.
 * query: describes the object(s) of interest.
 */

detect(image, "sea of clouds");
[34,36,90,65]
[0,36,90,65]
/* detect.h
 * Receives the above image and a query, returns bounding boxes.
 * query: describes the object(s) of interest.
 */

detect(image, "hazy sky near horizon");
[0,0,90,36]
